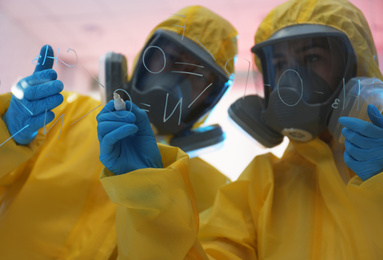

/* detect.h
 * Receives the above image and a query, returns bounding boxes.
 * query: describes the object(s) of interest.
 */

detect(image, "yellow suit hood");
[254,0,382,80]
[133,5,238,76]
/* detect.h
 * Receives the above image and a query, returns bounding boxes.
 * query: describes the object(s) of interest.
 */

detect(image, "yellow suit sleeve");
[198,181,258,260]
[100,144,208,259]
[347,173,383,255]
[189,157,230,213]
[0,93,45,185]
[100,144,259,260]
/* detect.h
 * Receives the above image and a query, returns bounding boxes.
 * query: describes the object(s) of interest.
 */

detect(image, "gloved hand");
[97,100,163,175]
[339,104,383,181]
[3,45,64,145]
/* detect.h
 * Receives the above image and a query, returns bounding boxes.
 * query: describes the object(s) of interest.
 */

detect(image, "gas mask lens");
[129,30,231,134]
[227,25,358,145]
[138,44,218,100]
[243,34,356,143]
[254,37,349,106]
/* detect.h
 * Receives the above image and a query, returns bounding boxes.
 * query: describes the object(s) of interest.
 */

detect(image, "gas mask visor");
[229,24,356,147]
[129,29,232,137]
[127,29,234,153]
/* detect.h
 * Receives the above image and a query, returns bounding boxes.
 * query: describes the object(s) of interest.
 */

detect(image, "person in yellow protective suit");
[98,0,383,259]
[0,6,236,259]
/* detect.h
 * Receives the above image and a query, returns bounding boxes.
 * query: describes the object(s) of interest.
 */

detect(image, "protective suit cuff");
[349,171,383,189]
[157,143,189,168]
[101,167,116,177]
[99,153,192,206]
[99,144,189,181]
[0,117,46,183]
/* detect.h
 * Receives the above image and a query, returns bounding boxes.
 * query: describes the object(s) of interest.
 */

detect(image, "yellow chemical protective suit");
[0,5,236,259]
[100,0,383,259]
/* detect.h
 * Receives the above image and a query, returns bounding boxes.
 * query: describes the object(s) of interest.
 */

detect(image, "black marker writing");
[277,69,303,107]
[163,94,182,125]
[332,99,340,109]
[70,105,102,126]
[225,56,250,98]
[59,48,78,68]
[175,61,204,68]
[32,46,78,69]
[188,83,212,108]
[194,37,215,61]
[80,64,105,88]
[139,103,151,113]
[0,125,30,148]
[8,92,33,115]
[43,110,65,140]
[142,46,166,74]
[174,15,187,40]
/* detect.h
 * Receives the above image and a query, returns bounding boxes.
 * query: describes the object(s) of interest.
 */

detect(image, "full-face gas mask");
[99,29,233,152]
[229,24,357,147]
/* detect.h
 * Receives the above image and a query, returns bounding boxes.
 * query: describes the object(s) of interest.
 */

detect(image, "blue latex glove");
[339,104,383,181]
[3,45,64,145]
[97,100,163,175]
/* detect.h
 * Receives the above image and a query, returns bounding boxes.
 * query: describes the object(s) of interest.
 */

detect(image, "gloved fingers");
[20,94,63,115]
[27,110,56,132]
[24,69,58,86]
[344,139,383,162]
[128,101,154,137]
[97,121,134,140]
[7,110,55,139]
[344,151,382,181]
[339,116,383,139]
[341,128,383,149]
[97,111,136,124]
[13,70,58,99]
[368,104,383,128]
[97,100,116,120]
[344,152,368,181]
[101,124,139,154]
[12,129,38,145]
[23,80,63,101]
[34,45,55,73]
